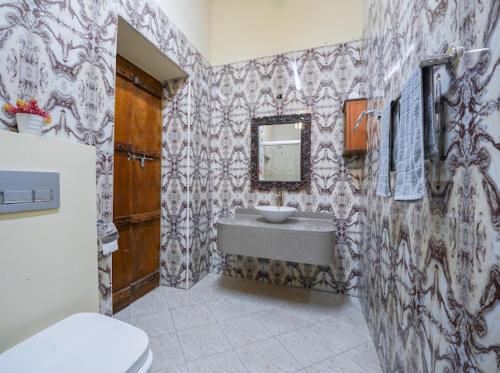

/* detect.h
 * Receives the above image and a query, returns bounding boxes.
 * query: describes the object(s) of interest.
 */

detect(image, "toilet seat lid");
[0,312,150,373]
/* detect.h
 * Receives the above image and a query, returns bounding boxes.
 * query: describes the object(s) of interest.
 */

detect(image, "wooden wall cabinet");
[343,98,368,156]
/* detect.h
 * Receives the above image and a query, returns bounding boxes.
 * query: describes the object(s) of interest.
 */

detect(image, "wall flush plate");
[0,171,60,214]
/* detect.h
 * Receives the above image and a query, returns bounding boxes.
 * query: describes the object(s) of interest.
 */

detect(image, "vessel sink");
[255,206,297,223]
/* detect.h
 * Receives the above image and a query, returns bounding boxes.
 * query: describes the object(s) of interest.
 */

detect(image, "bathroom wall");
[359,0,499,371]
[0,0,211,314]
[210,0,364,65]
[209,41,365,294]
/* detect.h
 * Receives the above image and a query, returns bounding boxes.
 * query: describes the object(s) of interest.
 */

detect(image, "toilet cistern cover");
[0,312,150,373]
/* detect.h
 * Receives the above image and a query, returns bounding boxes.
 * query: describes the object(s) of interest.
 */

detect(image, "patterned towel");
[394,68,426,200]
[376,102,392,197]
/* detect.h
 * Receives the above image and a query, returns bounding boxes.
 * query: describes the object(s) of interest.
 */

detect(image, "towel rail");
[419,45,462,68]
[353,110,382,131]
[352,45,490,132]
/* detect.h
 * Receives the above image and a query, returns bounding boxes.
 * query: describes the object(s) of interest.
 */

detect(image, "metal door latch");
[127,152,154,168]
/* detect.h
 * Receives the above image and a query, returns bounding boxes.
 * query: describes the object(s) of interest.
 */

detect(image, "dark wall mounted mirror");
[250,113,311,191]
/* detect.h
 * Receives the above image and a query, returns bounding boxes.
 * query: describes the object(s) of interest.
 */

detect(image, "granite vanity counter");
[217,209,336,265]
[218,211,336,232]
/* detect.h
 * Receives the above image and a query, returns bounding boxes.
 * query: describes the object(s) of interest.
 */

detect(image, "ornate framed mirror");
[250,113,311,191]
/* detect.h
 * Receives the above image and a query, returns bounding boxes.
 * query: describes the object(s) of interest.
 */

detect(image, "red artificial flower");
[2,98,52,124]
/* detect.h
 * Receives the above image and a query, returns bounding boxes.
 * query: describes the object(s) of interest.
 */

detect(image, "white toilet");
[0,313,153,373]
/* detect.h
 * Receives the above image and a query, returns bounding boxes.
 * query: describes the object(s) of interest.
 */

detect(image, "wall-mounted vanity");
[217,113,336,266]
[217,209,335,265]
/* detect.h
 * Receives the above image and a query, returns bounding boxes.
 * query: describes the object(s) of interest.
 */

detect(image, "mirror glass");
[251,113,311,191]
[258,122,303,182]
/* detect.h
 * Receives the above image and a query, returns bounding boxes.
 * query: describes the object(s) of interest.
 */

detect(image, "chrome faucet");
[275,190,284,207]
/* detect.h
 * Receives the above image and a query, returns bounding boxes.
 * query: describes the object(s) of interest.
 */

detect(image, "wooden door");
[113,55,162,312]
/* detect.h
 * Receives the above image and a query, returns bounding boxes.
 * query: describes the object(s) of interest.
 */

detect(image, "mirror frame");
[250,113,311,191]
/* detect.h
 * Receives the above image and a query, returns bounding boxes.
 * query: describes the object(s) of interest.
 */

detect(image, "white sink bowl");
[255,206,297,223]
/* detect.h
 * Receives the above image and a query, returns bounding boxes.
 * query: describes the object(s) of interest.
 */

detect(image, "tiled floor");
[114,274,382,373]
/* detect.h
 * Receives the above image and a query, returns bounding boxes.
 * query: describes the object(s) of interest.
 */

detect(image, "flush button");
[34,189,51,202]
[0,171,60,214]
[2,190,33,204]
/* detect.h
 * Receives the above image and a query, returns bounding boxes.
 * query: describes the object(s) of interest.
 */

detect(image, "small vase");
[16,113,44,136]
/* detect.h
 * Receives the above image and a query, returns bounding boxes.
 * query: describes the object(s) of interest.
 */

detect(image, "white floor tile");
[256,307,312,336]
[343,341,383,372]
[177,323,232,361]
[165,364,189,373]
[125,274,380,373]
[311,319,369,353]
[236,292,281,313]
[129,288,169,317]
[166,287,211,309]
[207,297,255,321]
[336,312,371,338]
[308,292,361,316]
[202,279,259,300]
[161,284,187,293]
[277,327,339,367]
[154,363,189,373]
[187,350,248,373]
[238,283,308,310]
[129,310,175,337]
[281,301,341,324]
[299,353,368,373]
[219,314,272,348]
[170,304,216,331]
[236,338,302,373]
[189,273,226,288]
[113,306,130,322]
[150,332,186,372]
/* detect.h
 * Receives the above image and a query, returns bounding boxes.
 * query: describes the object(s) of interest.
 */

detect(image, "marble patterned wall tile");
[359,0,499,372]
[0,0,212,314]
[209,42,365,295]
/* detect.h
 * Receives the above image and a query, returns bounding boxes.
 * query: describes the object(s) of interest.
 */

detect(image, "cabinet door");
[344,99,367,155]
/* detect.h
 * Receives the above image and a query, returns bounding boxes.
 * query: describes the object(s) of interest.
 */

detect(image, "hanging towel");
[422,66,439,158]
[376,102,392,197]
[394,68,426,200]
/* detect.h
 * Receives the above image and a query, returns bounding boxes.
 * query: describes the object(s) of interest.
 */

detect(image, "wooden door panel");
[130,219,160,282]
[116,54,162,153]
[113,55,162,312]
[114,75,134,145]
[131,158,161,214]
[112,224,133,292]
[113,151,133,218]
[131,88,162,151]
